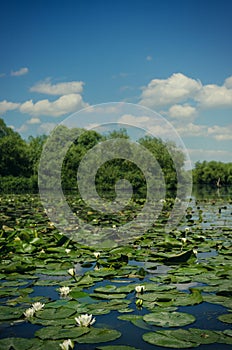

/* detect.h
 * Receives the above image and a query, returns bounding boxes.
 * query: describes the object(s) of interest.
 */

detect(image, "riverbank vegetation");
[0,118,231,193]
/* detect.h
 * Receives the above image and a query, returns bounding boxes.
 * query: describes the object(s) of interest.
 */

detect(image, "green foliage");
[193,161,232,185]
[0,120,30,177]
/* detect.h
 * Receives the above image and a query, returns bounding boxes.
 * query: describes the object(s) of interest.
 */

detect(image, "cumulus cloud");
[0,100,20,114]
[11,67,29,76]
[176,123,207,137]
[168,104,196,120]
[20,94,88,117]
[140,73,202,108]
[30,79,84,95]
[140,72,232,111]
[196,84,232,108]
[119,114,150,125]
[207,125,232,140]
[224,76,232,88]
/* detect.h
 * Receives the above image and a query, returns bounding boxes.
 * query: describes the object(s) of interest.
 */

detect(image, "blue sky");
[0,0,232,166]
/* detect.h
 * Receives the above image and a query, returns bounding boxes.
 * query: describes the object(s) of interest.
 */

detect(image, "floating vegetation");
[0,192,232,349]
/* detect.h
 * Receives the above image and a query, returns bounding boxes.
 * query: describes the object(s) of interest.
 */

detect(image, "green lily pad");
[143,311,196,327]
[36,306,76,319]
[94,285,117,293]
[35,325,89,339]
[77,327,121,343]
[69,290,89,299]
[0,337,41,350]
[174,288,203,306]
[0,306,23,321]
[91,292,127,300]
[143,330,199,348]
[96,346,140,350]
[118,314,143,322]
[218,313,232,324]
[186,328,220,344]
[32,340,61,350]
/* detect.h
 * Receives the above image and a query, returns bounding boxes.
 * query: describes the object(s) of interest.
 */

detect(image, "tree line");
[0,117,231,193]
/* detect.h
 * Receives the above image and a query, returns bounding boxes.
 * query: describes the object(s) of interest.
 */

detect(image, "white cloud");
[11,67,29,76]
[27,117,41,124]
[30,79,84,95]
[16,124,28,133]
[176,123,207,137]
[118,114,150,125]
[0,100,20,114]
[38,122,57,134]
[196,84,232,108]
[168,104,196,120]
[207,125,232,140]
[140,73,202,108]
[188,148,232,163]
[224,76,232,88]
[20,93,88,117]
[139,73,232,112]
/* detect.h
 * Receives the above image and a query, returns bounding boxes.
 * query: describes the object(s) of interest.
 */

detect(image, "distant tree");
[193,161,232,185]
[0,119,30,177]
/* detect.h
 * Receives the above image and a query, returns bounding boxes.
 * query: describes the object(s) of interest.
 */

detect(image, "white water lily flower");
[32,302,45,312]
[24,307,35,318]
[59,286,71,296]
[193,249,198,256]
[135,285,146,293]
[185,227,190,233]
[59,339,74,350]
[181,237,187,244]
[68,268,75,277]
[93,252,100,259]
[65,248,71,254]
[75,314,96,327]
[159,199,166,204]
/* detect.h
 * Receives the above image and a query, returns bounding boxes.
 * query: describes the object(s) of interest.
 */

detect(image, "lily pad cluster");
[0,193,232,349]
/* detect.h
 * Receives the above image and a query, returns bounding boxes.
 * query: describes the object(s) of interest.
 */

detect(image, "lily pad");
[35,325,89,339]
[0,337,41,350]
[36,306,76,319]
[0,306,23,321]
[91,292,127,300]
[96,346,140,350]
[143,330,199,348]
[218,313,232,324]
[77,327,121,343]
[143,311,196,327]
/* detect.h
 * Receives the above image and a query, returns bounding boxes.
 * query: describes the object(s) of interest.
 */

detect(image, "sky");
[0,0,232,166]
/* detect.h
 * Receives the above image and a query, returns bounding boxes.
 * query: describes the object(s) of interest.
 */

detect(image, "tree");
[0,119,30,177]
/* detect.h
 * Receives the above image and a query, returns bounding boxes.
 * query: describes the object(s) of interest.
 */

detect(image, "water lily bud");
[136,299,143,307]
[93,252,100,259]
[68,268,75,277]
[59,339,74,350]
